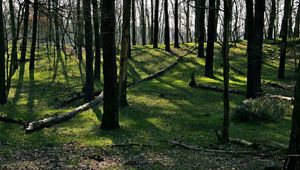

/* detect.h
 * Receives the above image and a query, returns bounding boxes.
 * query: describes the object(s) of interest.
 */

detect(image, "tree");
[185,0,190,43]
[83,0,95,101]
[8,0,18,70]
[20,0,30,63]
[119,0,131,108]
[29,0,39,71]
[221,0,232,143]
[92,0,101,81]
[141,0,146,45]
[205,0,216,78]
[101,0,120,130]
[294,0,300,37]
[197,0,206,58]
[267,0,276,40]
[132,0,137,45]
[174,0,180,48]
[278,0,291,79]
[153,0,159,48]
[76,0,83,61]
[285,62,300,170]
[0,0,7,104]
[164,0,170,51]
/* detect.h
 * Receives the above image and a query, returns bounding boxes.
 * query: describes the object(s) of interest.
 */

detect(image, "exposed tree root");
[25,92,104,133]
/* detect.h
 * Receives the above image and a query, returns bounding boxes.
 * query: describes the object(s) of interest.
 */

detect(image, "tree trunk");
[278,0,291,79]
[185,0,190,43]
[153,0,159,48]
[0,0,6,104]
[174,0,180,48]
[8,0,18,70]
[29,0,38,71]
[119,0,131,108]
[294,1,300,37]
[195,0,200,43]
[197,0,206,58]
[20,0,30,63]
[92,0,101,81]
[221,0,231,143]
[101,0,120,130]
[141,0,146,45]
[164,0,170,52]
[267,0,276,39]
[205,0,216,78]
[132,0,136,45]
[76,0,83,60]
[83,0,95,101]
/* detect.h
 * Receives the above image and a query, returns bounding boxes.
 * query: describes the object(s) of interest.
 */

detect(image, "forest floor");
[0,42,297,169]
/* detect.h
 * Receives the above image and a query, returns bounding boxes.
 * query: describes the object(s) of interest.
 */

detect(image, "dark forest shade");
[83,0,95,101]
[0,0,7,104]
[101,0,120,130]
[29,0,38,71]
[205,0,216,78]
[93,0,101,81]
[20,0,30,63]
[153,0,159,48]
[174,0,180,48]
[197,0,206,58]
[164,0,170,52]
[278,0,291,79]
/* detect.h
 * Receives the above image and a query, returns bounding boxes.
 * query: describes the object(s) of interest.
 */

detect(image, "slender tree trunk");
[185,0,190,43]
[288,0,294,37]
[153,0,159,48]
[198,0,206,58]
[119,0,131,108]
[76,0,83,60]
[92,0,101,81]
[221,0,231,143]
[253,0,265,93]
[246,0,256,98]
[195,0,200,42]
[83,0,95,101]
[294,1,300,37]
[8,0,18,69]
[101,0,120,130]
[205,0,216,78]
[29,0,39,71]
[164,0,170,52]
[132,0,136,45]
[141,0,147,45]
[174,0,180,48]
[278,0,291,79]
[0,0,6,104]
[150,0,154,44]
[268,0,276,39]
[54,0,61,53]
[20,0,30,63]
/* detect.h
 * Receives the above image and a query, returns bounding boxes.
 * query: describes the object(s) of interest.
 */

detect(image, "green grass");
[0,42,296,168]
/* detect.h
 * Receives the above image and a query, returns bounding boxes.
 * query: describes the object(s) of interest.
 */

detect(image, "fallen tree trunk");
[0,115,26,125]
[262,80,295,90]
[25,92,104,132]
[127,57,183,88]
[59,90,102,107]
[192,83,246,96]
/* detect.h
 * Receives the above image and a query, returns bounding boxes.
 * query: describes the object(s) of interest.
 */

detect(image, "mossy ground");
[0,42,296,169]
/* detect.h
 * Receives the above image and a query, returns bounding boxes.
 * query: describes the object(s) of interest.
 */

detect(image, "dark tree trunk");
[285,63,300,170]
[288,0,294,37]
[141,0,146,45]
[185,0,190,43]
[153,0,159,48]
[164,0,170,52]
[8,0,18,70]
[221,0,232,143]
[253,0,265,93]
[101,0,120,130]
[246,0,256,99]
[195,0,200,43]
[83,0,95,101]
[205,0,216,78]
[150,0,154,44]
[294,1,300,37]
[20,0,30,63]
[197,0,206,58]
[0,0,6,104]
[54,0,61,53]
[267,0,276,40]
[132,0,136,45]
[278,0,291,79]
[92,0,101,81]
[76,0,83,60]
[174,0,180,48]
[119,0,131,108]
[29,0,38,71]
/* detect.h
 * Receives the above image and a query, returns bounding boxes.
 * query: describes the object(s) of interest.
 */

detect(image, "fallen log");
[262,80,295,90]
[59,90,102,108]
[25,92,104,132]
[127,57,183,88]
[0,115,26,125]
[264,94,294,102]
